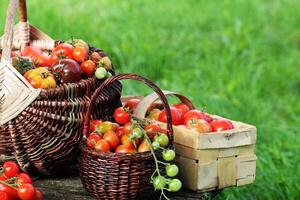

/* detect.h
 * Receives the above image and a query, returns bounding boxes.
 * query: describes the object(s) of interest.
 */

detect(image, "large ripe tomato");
[72,46,88,62]
[114,107,131,125]
[121,134,140,148]
[124,99,141,112]
[50,43,73,64]
[145,124,161,139]
[35,53,51,67]
[17,183,36,200]
[94,139,110,152]
[0,183,18,200]
[16,173,32,185]
[21,46,42,60]
[80,60,96,77]
[138,139,151,153]
[51,59,82,84]
[183,109,212,126]
[210,119,234,132]
[3,161,19,178]
[103,131,120,150]
[187,119,211,133]
[158,106,183,125]
[89,120,102,132]
[23,67,56,89]
[87,133,102,148]
[0,191,9,200]
[174,103,190,115]
[115,145,135,153]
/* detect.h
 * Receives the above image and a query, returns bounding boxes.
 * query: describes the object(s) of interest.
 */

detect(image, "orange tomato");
[94,139,110,152]
[121,134,140,148]
[115,145,135,153]
[103,131,120,150]
[187,119,211,133]
[24,67,56,89]
[138,139,151,153]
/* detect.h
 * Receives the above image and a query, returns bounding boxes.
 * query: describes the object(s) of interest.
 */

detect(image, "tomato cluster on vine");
[0,161,43,200]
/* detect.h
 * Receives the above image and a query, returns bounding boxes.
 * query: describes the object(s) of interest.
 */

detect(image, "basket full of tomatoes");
[79,74,183,200]
[0,0,122,175]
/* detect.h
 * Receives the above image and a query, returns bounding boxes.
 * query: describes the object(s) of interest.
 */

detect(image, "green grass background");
[1,0,300,199]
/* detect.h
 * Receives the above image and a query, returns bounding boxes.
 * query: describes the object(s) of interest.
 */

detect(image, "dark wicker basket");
[0,0,122,175]
[79,73,174,200]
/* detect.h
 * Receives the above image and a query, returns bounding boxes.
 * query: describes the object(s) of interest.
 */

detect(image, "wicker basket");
[0,0,122,175]
[79,73,174,200]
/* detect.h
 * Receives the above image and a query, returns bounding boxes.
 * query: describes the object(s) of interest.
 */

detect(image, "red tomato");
[187,119,211,133]
[21,46,42,60]
[94,139,110,152]
[87,133,102,148]
[121,134,140,148]
[50,43,73,64]
[0,174,7,181]
[114,107,131,125]
[174,103,190,115]
[3,161,19,178]
[17,184,36,200]
[89,120,102,132]
[158,106,183,125]
[80,60,96,77]
[33,189,43,200]
[183,110,212,125]
[123,122,132,135]
[103,131,120,150]
[115,145,135,153]
[116,127,127,137]
[124,99,141,112]
[210,120,234,132]
[35,53,51,67]
[138,139,151,153]
[0,191,9,200]
[73,46,88,62]
[145,124,161,139]
[0,183,18,200]
[17,173,32,185]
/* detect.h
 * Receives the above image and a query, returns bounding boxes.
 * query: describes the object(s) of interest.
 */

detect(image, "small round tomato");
[103,131,120,150]
[114,107,131,125]
[152,176,166,190]
[154,134,169,148]
[124,99,141,112]
[210,119,234,132]
[95,67,107,79]
[17,183,36,200]
[174,103,190,115]
[73,46,88,62]
[94,139,110,152]
[168,179,182,192]
[33,189,43,200]
[89,120,102,132]
[166,164,179,177]
[0,183,18,200]
[158,106,183,125]
[162,149,176,161]
[138,139,151,153]
[115,145,135,153]
[121,134,140,148]
[123,122,132,135]
[147,108,161,121]
[97,121,116,133]
[132,128,143,139]
[0,191,9,200]
[116,127,127,137]
[50,43,73,64]
[187,119,211,133]
[87,133,102,148]
[17,173,32,185]
[145,124,161,139]
[184,110,212,125]
[80,60,96,77]
[3,161,19,178]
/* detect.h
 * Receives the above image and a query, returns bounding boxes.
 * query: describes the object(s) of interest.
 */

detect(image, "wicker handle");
[83,73,174,141]
[19,0,27,22]
[134,90,195,118]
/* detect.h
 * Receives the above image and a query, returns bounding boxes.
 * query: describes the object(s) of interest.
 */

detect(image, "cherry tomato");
[210,119,234,132]
[50,43,73,64]
[132,128,143,139]
[0,174,7,181]
[184,110,212,125]
[80,60,96,77]
[158,106,183,125]
[33,189,43,200]
[174,103,190,115]
[73,46,88,62]
[103,131,120,150]
[0,183,18,200]
[97,121,116,133]
[166,164,179,177]
[95,67,107,79]
[116,127,127,137]
[17,183,36,200]
[0,191,9,200]
[151,141,160,150]
[89,120,102,133]
[3,161,19,178]
[121,134,140,148]
[87,133,102,148]
[115,145,135,153]
[114,107,131,125]
[17,173,32,185]
[94,139,110,152]
[187,119,211,133]
[145,124,161,139]
[152,176,166,190]
[154,134,169,147]
[168,179,182,192]
[123,122,132,135]
[124,99,140,112]
[162,149,176,161]
[147,108,161,121]
[138,139,151,153]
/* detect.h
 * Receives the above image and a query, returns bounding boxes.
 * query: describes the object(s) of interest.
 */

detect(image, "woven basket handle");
[83,73,174,141]
[134,90,195,118]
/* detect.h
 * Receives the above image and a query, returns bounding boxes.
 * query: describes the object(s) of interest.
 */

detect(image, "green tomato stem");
[0,180,17,190]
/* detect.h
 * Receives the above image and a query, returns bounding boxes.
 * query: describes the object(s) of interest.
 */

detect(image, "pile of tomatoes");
[0,161,43,200]
[10,39,112,89]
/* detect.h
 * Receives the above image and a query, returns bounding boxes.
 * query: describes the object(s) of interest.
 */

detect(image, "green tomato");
[169,178,182,192]
[132,128,143,139]
[152,176,166,190]
[95,67,107,79]
[162,149,176,161]
[154,134,169,147]
[151,141,160,150]
[166,164,179,177]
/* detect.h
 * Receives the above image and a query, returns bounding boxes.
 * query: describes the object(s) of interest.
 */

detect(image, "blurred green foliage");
[1,0,299,199]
